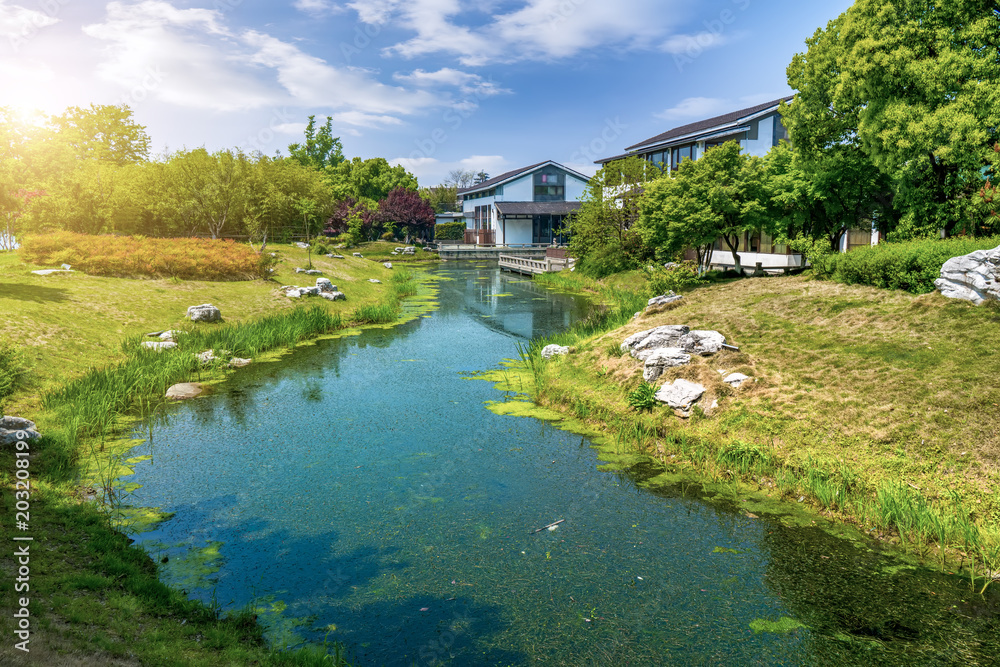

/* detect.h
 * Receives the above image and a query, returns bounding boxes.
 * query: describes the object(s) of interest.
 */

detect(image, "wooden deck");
[498,254,576,275]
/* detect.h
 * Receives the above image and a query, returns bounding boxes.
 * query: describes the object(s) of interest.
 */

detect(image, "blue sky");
[0,0,853,185]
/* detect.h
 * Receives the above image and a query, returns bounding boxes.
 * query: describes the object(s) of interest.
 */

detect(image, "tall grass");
[0,336,27,411]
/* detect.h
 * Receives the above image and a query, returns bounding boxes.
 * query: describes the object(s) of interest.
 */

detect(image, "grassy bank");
[521,270,1000,588]
[0,245,427,665]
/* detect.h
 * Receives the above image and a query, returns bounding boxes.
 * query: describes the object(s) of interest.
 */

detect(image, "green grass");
[514,269,1000,586]
[347,240,440,263]
[0,245,418,665]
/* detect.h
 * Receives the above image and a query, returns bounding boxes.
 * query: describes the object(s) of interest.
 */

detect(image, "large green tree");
[326,157,418,204]
[287,116,344,171]
[637,142,769,275]
[786,1,1000,237]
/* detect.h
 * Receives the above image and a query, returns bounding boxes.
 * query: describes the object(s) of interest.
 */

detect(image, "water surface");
[127,264,1000,665]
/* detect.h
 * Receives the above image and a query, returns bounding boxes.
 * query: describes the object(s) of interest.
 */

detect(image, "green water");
[127,264,999,665]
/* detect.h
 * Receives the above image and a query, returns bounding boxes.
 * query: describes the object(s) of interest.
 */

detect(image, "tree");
[379,187,436,242]
[786,1,1000,237]
[165,148,251,239]
[421,185,459,213]
[0,187,44,250]
[566,156,659,277]
[324,197,377,244]
[50,104,151,166]
[327,157,418,204]
[287,116,344,171]
[444,169,476,189]
[637,142,768,275]
[473,170,489,185]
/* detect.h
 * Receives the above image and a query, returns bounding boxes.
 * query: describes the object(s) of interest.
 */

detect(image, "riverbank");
[0,245,432,665]
[516,270,1000,584]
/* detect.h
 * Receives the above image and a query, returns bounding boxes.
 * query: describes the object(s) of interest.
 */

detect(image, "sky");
[0,0,854,185]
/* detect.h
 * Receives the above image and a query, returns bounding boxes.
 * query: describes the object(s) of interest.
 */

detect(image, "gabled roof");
[624,95,794,152]
[457,160,590,196]
[495,201,582,216]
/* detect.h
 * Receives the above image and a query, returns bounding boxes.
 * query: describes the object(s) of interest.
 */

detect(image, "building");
[457,161,591,246]
[596,96,876,272]
[598,96,794,172]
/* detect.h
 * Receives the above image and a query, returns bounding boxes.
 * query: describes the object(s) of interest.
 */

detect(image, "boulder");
[369,279,382,284]
[655,379,706,411]
[647,292,684,309]
[724,373,751,389]
[304,269,323,276]
[384,262,393,269]
[395,247,405,252]
[541,345,570,359]
[621,325,690,361]
[159,330,182,342]
[0,416,41,448]
[684,330,726,356]
[301,286,320,296]
[228,358,252,368]
[316,278,336,293]
[141,341,178,352]
[187,304,221,323]
[331,255,345,259]
[642,348,692,383]
[320,291,346,302]
[31,269,74,276]
[61,263,72,270]
[166,383,203,400]
[295,242,310,249]
[935,245,1000,305]
[353,252,363,258]
[285,289,302,298]
[196,350,217,365]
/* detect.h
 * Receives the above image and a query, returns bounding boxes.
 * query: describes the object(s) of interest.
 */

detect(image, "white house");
[457,161,591,245]
[596,96,879,272]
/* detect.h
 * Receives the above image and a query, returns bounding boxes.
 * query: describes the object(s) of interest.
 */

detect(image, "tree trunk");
[723,234,742,274]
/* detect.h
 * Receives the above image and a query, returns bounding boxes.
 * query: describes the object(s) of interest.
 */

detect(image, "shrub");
[314,244,328,255]
[578,243,640,279]
[831,236,1000,294]
[381,231,396,242]
[0,338,26,410]
[21,232,277,281]
[435,221,465,241]
[626,382,658,412]
[645,261,703,296]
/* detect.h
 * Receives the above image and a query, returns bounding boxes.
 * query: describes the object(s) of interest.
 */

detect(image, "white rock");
[142,341,178,352]
[61,263,72,270]
[331,255,345,259]
[316,278,336,293]
[391,252,399,256]
[320,291,346,301]
[353,252,363,258]
[187,304,221,323]
[655,379,706,410]
[31,269,74,276]
[166,383,203,400]
[295,242,310,249]
[935,245,1000,305]
[159,330,182,341]
[621,325,690,361]
[684,330,726,356]
[196,350,217,365]
[642,348,692,383]
[229,358,252,368]
[369,279,382,284]
[304,269,323,276]
[300,286,320,296]
[384,262,393,269]
[647,293,684,309]
[724,373,752,389]
[285,289,302,298]
[541,344,570,359]
[0,416,41,448]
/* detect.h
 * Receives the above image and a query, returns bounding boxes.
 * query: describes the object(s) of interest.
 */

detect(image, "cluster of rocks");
[284,278,346,301]
[295,242,311,249]
[0,416,40,448]
[325,254,346,259]
[936,245,1000,305]
[391,247,417,256]
[295,268,324,276]
[620,325,753,414]
[383,262,393,269]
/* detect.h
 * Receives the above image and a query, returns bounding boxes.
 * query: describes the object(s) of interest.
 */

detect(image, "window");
[671,145,693,171]
[533,171,566,202]
[647,151,667,172]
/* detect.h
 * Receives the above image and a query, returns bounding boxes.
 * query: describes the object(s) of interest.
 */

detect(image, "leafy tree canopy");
[287,116,344,171]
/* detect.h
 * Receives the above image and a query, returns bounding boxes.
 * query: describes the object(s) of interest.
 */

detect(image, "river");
[124,263,999,665]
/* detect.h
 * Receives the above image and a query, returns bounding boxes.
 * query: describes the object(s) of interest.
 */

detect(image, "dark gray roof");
[457,161,591,196]
[495,201,582,216]
[625,95,793,152]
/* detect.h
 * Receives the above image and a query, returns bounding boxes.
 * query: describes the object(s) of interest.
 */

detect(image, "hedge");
[435,221,465,241]
[830,236,1000,294]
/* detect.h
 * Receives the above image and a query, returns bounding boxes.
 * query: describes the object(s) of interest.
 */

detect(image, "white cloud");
[292,0,343,16]
[273,122,307,135]
[655,97,730,122]
[0,1,59,40]
[393,68,510,97]
[660,30,736,55]
[389,154,509,185]
[79,1,439,125]
[348,0,685,66]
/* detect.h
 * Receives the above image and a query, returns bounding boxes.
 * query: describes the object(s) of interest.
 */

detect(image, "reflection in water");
[127,264,999,665]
